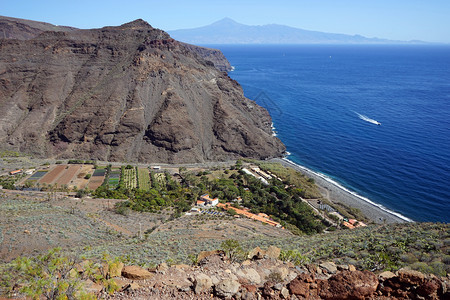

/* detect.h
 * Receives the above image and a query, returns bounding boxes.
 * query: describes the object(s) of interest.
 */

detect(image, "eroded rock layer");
[0,19,284,163]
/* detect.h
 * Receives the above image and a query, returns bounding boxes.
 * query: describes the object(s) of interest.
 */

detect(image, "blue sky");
[2,0,449,43]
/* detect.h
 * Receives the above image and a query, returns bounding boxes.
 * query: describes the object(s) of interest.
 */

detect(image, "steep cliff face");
[0,19,285,163]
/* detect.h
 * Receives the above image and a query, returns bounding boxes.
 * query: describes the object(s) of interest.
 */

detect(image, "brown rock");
[265,246,281,259]
[417,278,442,298]
[174,264,190,271]
[121,265,153,280]
[197,250,223,262]
[379,271,396,281]
[194,273,212,294]
[348,264,356,272]
[156,262,169,272]
[82,279,103,294]
[248,247,266,260]
[112,278,128,290]
[398,268,425,285]
[242,284,257,293]
[288,273,316,297]
[319,270,378,299]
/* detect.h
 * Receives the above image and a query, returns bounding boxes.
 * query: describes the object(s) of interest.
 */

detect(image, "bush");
[221,239,247,263]
[84,174,91,179]
[1,248,92,299]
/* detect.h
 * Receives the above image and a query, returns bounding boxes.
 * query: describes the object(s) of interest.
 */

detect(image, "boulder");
[237,268,261,284]
[174,264,190,271]
[121,265,153,280]
[215,279,241,298]
[112,278,128,290]
[157,262,169,272]
[197,250,223,262]
[248,247,265,260]
[82,279,103,294]
[280,287,290,299]
[319,270,378,299]
[319,262,337,274]
[265,246,281,259]
[398,268,425,285]
[288,273,316,298]
[194,273,212,294]
[379,271,396,281]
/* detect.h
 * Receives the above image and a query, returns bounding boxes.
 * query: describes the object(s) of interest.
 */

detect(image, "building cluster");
[8,169,34,176]
[196,194,219,207]
[342,218,367,229]
[217,202,283,228]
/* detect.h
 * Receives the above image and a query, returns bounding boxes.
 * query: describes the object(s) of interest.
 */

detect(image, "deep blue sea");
[212,45,450,223]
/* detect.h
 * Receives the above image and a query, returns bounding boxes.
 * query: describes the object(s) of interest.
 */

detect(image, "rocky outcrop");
[70,246,448,299]
[0,15,76,40]
[181,43,232,71]
[0,18,285,163]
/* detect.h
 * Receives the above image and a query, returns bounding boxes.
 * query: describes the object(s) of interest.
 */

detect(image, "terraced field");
[38,165,66,184]
[108,168,121,189]
[56,165,81,186]
[123,168,137,189]
[87,168,106,190]
[137,168,151,191]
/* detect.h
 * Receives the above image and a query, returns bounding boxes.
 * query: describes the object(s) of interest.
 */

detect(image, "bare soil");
[57,165,81,186]
[38,165,66,184]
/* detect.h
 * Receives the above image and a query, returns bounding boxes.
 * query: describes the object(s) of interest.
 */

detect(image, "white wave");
[271,122,277,136]
[355,112,381,125]
[281,157,414,223]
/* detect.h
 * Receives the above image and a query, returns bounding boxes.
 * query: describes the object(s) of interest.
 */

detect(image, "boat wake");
[355,112,381,125]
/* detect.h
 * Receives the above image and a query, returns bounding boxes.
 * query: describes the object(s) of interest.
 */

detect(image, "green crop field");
[138,168,151,191]
[123,168,137,189]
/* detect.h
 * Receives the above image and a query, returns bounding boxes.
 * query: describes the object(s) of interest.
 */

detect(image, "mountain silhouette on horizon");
[169,18,425,45]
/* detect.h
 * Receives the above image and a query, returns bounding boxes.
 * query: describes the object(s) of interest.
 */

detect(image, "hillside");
[0,190,448,298]
[168,18,423,45]
[0,18,284,163]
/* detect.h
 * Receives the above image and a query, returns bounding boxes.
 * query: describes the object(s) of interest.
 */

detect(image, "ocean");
[213,45,450,223]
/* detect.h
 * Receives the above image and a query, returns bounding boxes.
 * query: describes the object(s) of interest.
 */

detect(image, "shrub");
[1,248,94,300]
[280,249,310,265]
[221,239,246,263]
[84,174,91,179]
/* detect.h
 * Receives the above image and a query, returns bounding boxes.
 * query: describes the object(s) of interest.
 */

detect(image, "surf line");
[354,112,381,125]
[281,157,413,223]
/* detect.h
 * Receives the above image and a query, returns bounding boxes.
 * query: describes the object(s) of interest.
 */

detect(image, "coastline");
[270,157,413,224]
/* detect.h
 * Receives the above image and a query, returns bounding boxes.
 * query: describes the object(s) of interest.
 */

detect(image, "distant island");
[169,17,427,45]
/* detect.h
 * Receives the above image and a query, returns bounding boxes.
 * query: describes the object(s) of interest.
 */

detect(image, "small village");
[1,160,366,231]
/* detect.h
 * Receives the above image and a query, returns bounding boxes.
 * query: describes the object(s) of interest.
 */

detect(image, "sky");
[2,0,450,43]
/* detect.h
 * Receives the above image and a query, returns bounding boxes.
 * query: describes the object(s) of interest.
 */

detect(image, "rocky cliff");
[0,18,284,163]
